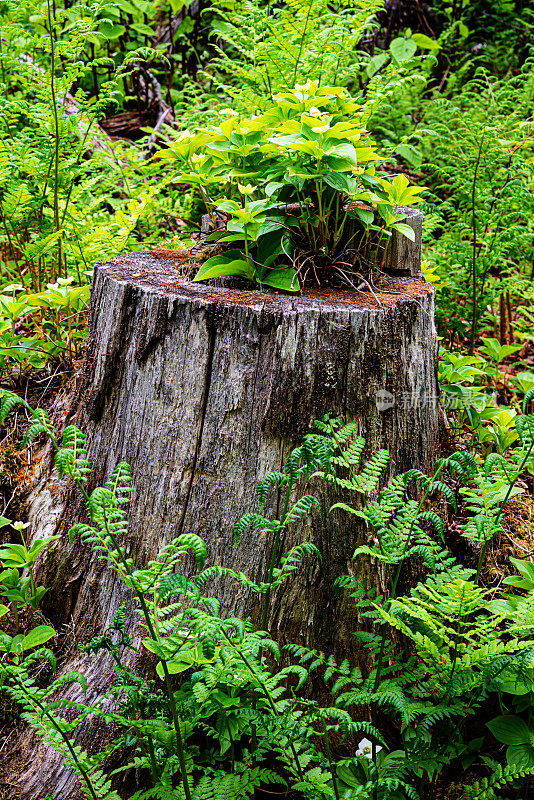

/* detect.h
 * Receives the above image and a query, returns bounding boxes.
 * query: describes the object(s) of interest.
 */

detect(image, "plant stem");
[469,134,485,355]
[221,629,305,782]
[261,479,292,633]
[46,431,194,800]
[46,0,62,283]
[101,520,194,800]
[370,464,444,758]
[292,0,315,85]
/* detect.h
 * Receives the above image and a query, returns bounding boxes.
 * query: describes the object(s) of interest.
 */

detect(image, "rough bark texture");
[8,247,439,799]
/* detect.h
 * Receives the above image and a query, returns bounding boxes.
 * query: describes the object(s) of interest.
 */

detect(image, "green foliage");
[2,383,534,798]
[0,0,162,290]
[207,0,437,121]
[443,409,534,576]
[161,82,425,289]
[487,715,534,768]
[0,514,58,631]
[463,761,534,800]
[208,0,384,108]
[306,410,534,793]
[313,414,390,494]
[419,64,534,346]
[0,393,367,800]
[0,279,90,376]
[0,2,533,797]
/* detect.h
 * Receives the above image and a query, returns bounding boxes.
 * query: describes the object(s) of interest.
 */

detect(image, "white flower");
[355,738,382,759]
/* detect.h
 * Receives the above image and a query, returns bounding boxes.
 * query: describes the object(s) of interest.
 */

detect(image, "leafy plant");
[487,715,534,769]
[161,82,425,290]
[0,520,58,631]
[478,337,523,368]
[418,64,534,348]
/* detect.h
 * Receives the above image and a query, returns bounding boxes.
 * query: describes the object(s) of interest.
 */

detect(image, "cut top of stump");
[100,250,433,314]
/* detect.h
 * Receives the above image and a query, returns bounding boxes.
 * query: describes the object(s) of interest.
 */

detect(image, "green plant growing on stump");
[160,82,425,291]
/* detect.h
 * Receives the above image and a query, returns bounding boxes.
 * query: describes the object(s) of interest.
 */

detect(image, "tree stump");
[11,227,439,798]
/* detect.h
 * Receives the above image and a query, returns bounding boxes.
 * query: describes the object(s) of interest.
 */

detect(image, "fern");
[1,651,114,800]
[56,425,91,482]
[377,576,534,729]
[312,413,389,495]
[463,761,534,800]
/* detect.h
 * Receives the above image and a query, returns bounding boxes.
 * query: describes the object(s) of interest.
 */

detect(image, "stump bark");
[10,240,439,798]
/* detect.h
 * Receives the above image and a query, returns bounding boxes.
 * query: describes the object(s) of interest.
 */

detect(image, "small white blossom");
[355,738,382,759]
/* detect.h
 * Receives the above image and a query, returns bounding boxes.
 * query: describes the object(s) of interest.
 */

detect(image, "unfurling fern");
[56,426,91,482]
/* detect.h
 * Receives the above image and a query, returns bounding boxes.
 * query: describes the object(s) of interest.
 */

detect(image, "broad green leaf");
[21,625,56,650]
[268,134,302,147]
[411,33,441,50]
[390,37,417,63]
[480,338,522,363]
[488,715,531,745]
[366,52,389,78]
[499,344,523,360]
[258,218,286,237]
[155,646,217,679]
[131,22,155,36]
[99,22,126,40]
[495,675,532,696]
[395,143,423,168]
[0,604,8,618]
[0,544,28,567]
[511,372,534,394]
[217,200,241,214]
[327,142,358,165]
[176,17,195,35]
[218,234,247,243]
[336,763,361,787]
[157,660,190,678]
[115,0,136,11]
[219,115,238,139]
[393,223,416,242]
[508,557,534,584]
[194,252,253,282]
[323,172,356,194]
[257,230,291,267]
[458,22,469,38]
[507,743,534,769]
[27,536,60,562]
[265,181,284,198]
[353,208,374,227]
[261,268,300,293]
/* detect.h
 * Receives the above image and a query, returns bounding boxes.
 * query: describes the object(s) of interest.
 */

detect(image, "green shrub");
[161,82,425,290]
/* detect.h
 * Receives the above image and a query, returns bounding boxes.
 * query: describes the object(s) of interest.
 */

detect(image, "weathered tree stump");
[10,225,439,798]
